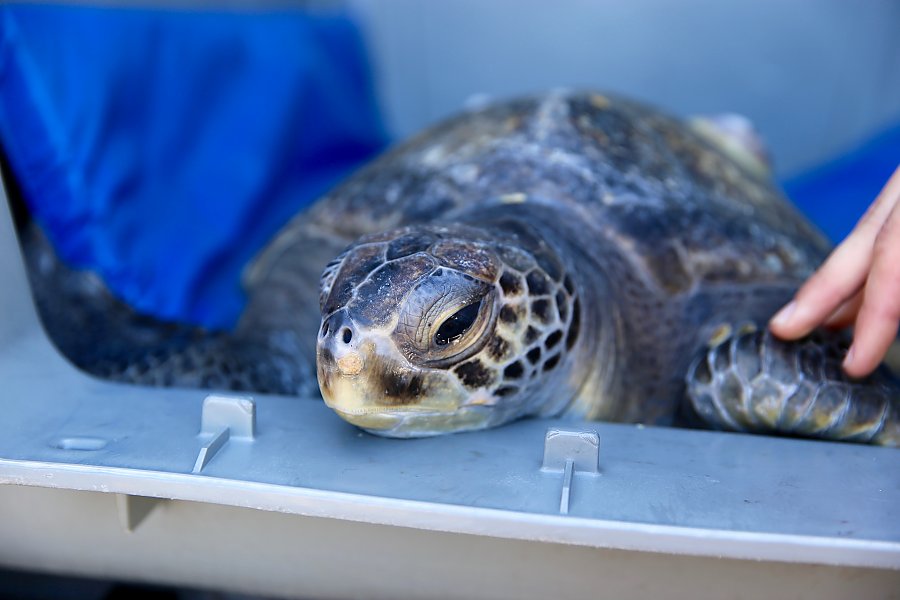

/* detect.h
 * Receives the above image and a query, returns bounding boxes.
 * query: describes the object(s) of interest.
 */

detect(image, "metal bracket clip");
[192,394,256,474]
[540,428,600,515]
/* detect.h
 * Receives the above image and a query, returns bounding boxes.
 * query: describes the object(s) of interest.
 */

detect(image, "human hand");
[769,165,900,378]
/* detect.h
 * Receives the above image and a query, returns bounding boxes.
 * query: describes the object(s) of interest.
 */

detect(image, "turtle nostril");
[341,327,353,344]
[320,321,330,337]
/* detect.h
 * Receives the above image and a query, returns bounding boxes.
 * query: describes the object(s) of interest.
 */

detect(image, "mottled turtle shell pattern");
[243,91,831,425]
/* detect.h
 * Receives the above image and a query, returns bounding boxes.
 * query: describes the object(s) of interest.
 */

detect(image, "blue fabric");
[0,4,387,329]
[783,122,900,243]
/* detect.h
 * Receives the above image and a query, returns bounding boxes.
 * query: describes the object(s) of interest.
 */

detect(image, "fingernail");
[843,345,855,370]
[770,301,796,327]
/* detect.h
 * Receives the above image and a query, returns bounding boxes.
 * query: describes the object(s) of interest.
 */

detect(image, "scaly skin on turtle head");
[316,223,582,437]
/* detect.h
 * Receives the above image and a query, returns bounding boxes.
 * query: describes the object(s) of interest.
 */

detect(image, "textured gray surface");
[1,339,899,554]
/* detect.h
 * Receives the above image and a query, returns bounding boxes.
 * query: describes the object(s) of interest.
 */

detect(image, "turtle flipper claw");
[686,328,899,446]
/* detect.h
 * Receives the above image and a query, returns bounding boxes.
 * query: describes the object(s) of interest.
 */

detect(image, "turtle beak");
[316,311,494,437]
[318,310,365,377]
[316,311,405,430]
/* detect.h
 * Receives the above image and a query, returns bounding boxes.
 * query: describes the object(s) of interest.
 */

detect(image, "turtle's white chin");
[321,377,494,437]
[318,339,493,436]
[351,405,495,438]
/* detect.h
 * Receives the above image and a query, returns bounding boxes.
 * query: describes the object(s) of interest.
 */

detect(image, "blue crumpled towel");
[0,4,387,329]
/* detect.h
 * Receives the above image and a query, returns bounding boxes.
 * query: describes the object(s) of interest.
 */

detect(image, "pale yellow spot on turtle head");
[336,351,364,376]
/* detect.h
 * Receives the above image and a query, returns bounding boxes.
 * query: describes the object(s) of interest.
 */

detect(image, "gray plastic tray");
[1,178,898,598]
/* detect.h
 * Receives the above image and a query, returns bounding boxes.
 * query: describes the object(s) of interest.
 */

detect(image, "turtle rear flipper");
[686,328,899,446]
[20,222,316,397]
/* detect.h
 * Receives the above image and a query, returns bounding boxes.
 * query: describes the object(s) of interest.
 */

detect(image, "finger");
[769,234,871,338]
[770,165,900,339]
[822,289,863,330]
[843,203,900,378]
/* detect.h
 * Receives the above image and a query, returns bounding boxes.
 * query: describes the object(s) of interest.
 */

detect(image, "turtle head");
[316,223,582,437]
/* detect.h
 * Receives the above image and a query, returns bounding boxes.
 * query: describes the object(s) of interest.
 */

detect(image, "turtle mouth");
[328,406,406,431]
[316,298,499,436]
[318,337,494,437]
[321,369,485,436]
[330,404,494,438]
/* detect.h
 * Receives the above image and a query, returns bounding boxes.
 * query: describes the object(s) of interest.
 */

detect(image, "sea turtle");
[18,91,900,445]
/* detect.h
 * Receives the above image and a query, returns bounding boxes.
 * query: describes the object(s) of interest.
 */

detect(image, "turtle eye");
[434,301,482,346]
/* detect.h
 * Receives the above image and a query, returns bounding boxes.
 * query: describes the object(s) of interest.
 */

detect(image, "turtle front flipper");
[685,328,899,446]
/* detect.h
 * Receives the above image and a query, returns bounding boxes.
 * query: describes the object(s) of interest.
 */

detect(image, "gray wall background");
[349,0,900,177]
